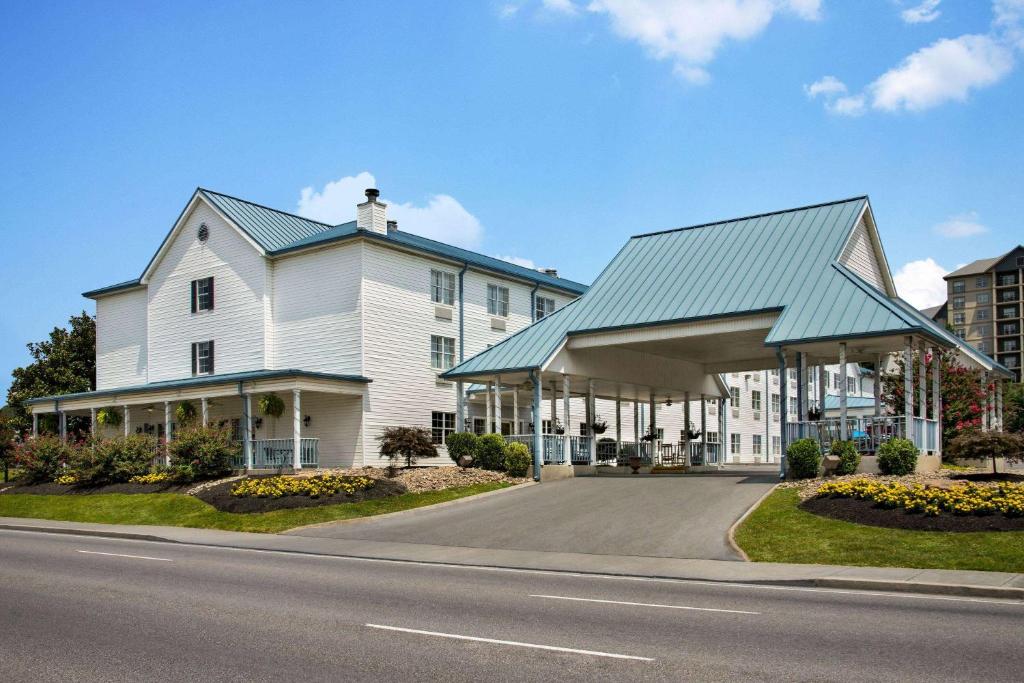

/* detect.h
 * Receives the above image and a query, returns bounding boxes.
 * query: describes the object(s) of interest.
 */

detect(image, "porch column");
[32,412,38,438]
[89,407,96,437]
[614,397,622,444]
[874,354,883,417]
[59,411,67,441]
[904,337,914,444]
[588,380,597,464]
[818,365,826,417]
[699,394,707,463]
[531,371,543,481]
[164,401,172,466]
[243,393,253,470]
[549,379,557,429]
[996,380,1004,432]
[512,385,519,434]
[562,375,571,441]
[987,376,996,432]
[494,376,502,435]
[839,343,848,441]
[918,341,927,421]
[123,405,130,438]
[981,373,990,431]
[932,351,942,457]
[633,400,639,448]
[683,391,691,463]
[776,346,788,478]
[486,381,494,433]
[293,389,302,470]
[718,397,727,468]
[649,390,657,464]
[795,352,806,438]
[201,397,209,427]
[456,381,465,432]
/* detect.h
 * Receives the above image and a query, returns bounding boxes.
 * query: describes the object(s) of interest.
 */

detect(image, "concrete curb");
[283,480,537,533]
[810,578,1024,601]
[726,483,780,562]
[0,523,176,544]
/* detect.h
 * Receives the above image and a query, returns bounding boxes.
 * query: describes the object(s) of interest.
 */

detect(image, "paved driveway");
[289,471,777,561]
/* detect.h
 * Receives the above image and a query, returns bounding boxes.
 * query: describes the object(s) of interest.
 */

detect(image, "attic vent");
[198,224,209,242]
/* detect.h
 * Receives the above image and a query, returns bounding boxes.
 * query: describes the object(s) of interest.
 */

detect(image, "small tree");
[0,415,16,482]
[377,426,437,475]
[445,431,478,466]
[168,426,238,481]
[946,431,1024,475]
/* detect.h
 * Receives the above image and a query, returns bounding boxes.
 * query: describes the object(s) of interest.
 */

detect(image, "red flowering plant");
[882,349,987,457]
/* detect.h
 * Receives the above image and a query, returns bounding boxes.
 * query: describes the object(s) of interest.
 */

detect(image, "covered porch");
[25,369,370,471]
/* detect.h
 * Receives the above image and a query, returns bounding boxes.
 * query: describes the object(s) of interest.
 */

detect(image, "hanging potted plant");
[175,401,197,426]
[807,407,823,421]
[259,393,285,419]
[553,418,565,435]
[641,428,657,442]
[684,427,702,441]
[96,407,122,428]
[590,418,608,435]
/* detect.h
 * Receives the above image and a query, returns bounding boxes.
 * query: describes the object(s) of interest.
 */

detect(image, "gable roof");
[85,188,588,298]
[945,256,1002,279]
[443,196,1016,380]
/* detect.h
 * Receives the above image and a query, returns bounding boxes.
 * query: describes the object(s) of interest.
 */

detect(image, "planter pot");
[628,456,642,474]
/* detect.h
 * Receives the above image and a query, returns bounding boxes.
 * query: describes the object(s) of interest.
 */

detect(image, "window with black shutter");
[191,277,214,312]
[191,340,214,376]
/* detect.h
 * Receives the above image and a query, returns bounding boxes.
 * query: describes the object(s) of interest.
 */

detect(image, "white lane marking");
[76,550,172,562]
[3,529,1016,608]
[530,594,760,615]
[365,624,653,661]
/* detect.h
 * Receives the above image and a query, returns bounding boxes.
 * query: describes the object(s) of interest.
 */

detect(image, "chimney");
[356,188,387,234]
[542,268,558,277]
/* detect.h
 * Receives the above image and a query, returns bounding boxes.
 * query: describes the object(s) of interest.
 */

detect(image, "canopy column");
[486,381,494,434]
[817,365,826,417]
[456,381,465,433]
[201,397,209,426]
[32,412,39,438]
[718,396,727,468]
[699,394,707,464]
[683,391,691,462]
[494,376,502,435]
[918,340,927,423]
[549,379,557,430]
[512,384,519,434]
[796,352,806,437]
[562,375,571,442]
[903,337,913,444]
[633,401,640,453]
[242,393,253,470]
[996,380,1004,432]
[776,346,788,478]
[531,371,543,481]
[123,405,130,438]
[932,350,942,457]
[839,342,848,441]
[874,354,883,417]
[59,411,67,441]
[89,408,96,438]
[164,401,172,465]
[588,380,597,464]
[614,397,621,445]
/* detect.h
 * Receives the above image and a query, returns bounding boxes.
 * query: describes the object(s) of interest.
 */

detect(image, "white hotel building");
[28,187,873,468]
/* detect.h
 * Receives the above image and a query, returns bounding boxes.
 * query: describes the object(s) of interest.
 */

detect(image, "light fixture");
[253,417,263,429]
[665,398,673,407]
[303,415,311,427]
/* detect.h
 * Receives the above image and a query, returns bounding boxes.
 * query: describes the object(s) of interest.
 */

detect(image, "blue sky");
[1,1,1022,398]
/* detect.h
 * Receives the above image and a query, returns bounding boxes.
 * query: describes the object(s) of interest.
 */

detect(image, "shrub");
[830,440,860,476]
[503,441,531,477]
[14,436,74,483]
[877,438,918,476]
[445,431,478,466]
[230,474,375,499]
[174,401,197,426]
[168,426,238,481]
[70,435,159,485]
[786,438,821,479]
[475,433,507,471]
[377,426,437,475]
[946,431,1024,475]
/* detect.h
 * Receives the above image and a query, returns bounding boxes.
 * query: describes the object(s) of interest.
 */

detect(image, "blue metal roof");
[85,188,587,297]
[443,196,1014,379]
[82,279,144,298]
[823,395,875,410]
[25,369,371,406]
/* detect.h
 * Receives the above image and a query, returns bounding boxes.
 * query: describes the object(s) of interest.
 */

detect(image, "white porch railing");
[784,416,938,454]
[233,438,319,469]
[507,435,722,467]
[507,434,593,465]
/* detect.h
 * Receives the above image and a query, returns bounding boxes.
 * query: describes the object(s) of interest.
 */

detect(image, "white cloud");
[542,0,579,14]
[932,211,988,238]
[804,75,847,98]
[494,254,538,269]
[828,94,866,115]
[893,258,950,309]
[870,34,1014,111]
[499,3,521,19]
[297,173,484,249]
[581,0,821,85]
[901,0,941,24]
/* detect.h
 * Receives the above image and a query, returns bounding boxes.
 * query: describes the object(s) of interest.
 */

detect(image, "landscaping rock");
[301,466,527,493]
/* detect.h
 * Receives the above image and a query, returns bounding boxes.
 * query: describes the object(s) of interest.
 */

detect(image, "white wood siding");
[95,288,148,390]
[146,201,268,382]
[840,217,885,290]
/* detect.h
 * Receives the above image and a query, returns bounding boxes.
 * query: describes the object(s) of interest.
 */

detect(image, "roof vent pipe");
[542,268,558,277]
[386,220,398,232]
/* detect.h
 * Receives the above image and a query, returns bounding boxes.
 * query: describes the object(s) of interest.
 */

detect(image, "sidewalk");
[3,516,1022,600]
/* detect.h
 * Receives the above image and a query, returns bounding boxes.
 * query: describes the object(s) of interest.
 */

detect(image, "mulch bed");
[802,495,1024,532]
[949,472,1024,483]
[193,476,407,513]
[1,481,193,496]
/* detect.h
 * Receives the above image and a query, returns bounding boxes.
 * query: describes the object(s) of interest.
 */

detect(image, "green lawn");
[735,488,1024,573]
[0,482,510,534]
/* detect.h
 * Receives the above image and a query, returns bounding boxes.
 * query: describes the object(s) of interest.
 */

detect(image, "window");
[956,328,966,339]
[706,431,719,444]
[953,312,966,325]
[730,433,741,455]
[772,436,781,455]
[430,335,455,369]
[771,393,780,414]
[770,369,779,385]
[431,411,455,445]
[729,387,740,408]
[752,435,762,455]
[952,280,965,294]
[191,340,214,376]
[999,289,1019,303]
[978,340,989,354]
[487,284,509,317]
[847,377,857,395]
[998,273,1018,286]
[473,417,486,435]
[999,305,1018,319]
[952,296,965,309]
[832,372,841,390]
[190,277,214,312]
[579,422,588,436]
[430,270,455,305]
[976,309,989,321]
[789,397,797,415]
[535,296,555,320]
[976,277,989,288]
[977,292,991,305]
[542,419,553,434]
[751,390,762,411]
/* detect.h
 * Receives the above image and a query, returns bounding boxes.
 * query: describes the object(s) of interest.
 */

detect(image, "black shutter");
[190,280,197,313]
[208,340,214,374]
[191,343,197,375]
[207,277,214,310]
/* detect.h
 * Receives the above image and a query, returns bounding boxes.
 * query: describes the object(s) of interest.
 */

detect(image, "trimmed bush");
[168,426,239,481]
[445,431,478,466]
[877,438,918,476]
[71,435,159,485]
[475,433,507,471]
[786,438,822,479]
[830,440,860,476]
[503,441,531,477]
[946,431,1024,475]
[14,436,74,483]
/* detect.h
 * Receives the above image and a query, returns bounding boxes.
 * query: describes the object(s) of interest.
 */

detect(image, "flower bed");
[816,478,1024,517]
[231,474,375,499]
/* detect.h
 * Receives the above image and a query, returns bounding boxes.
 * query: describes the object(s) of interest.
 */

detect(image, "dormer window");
[191,277,214,312]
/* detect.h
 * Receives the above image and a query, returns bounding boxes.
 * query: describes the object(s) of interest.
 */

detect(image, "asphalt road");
[291,474,777,560]
[2,528,1022,682]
